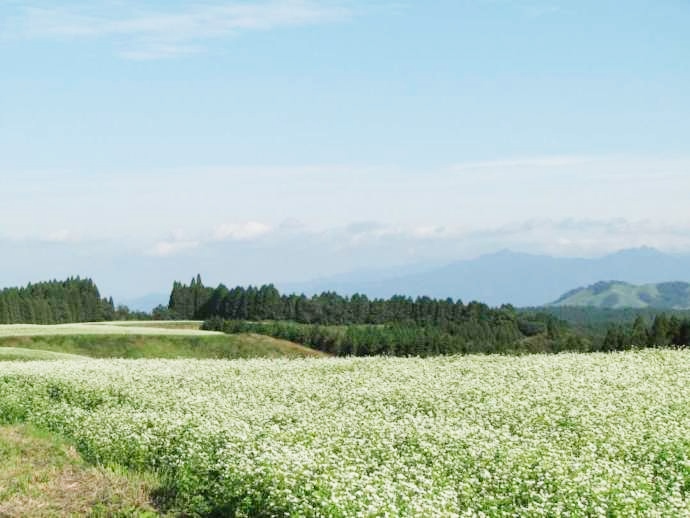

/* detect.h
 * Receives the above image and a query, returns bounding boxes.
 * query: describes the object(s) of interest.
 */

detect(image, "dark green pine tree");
[630,316,648,347]
[649,315,670,347]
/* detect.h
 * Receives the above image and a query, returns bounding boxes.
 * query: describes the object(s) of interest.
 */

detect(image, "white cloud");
[451,155,596,171]
[213,221,272,241]
[6,156,690,261]
[117,43,201,61]
[43,229,80,243]
[10,1,352,59]
[449,155,690,182]
[334,222,464,247]
[146,240,199,257]
[409,225,457,239]
[294,218,690,260]
[456,218,690,257]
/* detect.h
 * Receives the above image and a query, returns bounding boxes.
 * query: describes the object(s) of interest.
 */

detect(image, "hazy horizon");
[3,245,688,308]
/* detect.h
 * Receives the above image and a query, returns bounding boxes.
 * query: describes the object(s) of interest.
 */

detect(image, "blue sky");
[2,0,690,299]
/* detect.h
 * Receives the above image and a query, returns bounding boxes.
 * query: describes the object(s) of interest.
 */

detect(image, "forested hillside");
[170,276,582,355]
[0,278,114,324]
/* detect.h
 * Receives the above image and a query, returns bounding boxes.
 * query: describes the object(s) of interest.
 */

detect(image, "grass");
[0,425,159,517]
[0,333,326,360]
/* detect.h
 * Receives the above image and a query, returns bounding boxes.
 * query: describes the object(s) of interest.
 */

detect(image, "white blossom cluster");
[2,351,690,516]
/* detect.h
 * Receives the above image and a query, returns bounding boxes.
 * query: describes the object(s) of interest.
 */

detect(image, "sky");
[1,0,690,300]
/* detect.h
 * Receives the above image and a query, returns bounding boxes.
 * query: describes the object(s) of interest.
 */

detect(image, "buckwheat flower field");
[2,351,690,516]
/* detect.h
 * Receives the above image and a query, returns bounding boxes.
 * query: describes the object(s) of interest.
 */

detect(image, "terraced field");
[0,323,325,360]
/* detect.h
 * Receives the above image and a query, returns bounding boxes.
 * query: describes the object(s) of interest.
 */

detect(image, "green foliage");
[0,277,114,324]
[649,314,670,346]
[168,275,215,320]
[204,317,584,357]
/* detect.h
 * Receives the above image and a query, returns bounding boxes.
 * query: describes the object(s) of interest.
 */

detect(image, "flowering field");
[2,351,690,516]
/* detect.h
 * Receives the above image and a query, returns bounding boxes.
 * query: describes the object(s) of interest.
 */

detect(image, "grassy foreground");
[0,425,158,516]
[2,351,690,516]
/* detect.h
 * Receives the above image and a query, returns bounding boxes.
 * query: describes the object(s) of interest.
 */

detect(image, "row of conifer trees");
[0,277,115,324]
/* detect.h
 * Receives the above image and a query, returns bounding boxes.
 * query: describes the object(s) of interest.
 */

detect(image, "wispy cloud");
[461,218,690,257]
[143,221,272,256]
[448,155,690,188]
[213,221,272,241]
[8,1,352,59]
[332,221,464,248]
[451,155,598,171]
[297,218,690,258]
[43,229,80,243]
[146,240,200,257]
[138,217,690,269]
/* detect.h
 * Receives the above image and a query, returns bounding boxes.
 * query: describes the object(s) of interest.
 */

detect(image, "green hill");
[550,281,690,309]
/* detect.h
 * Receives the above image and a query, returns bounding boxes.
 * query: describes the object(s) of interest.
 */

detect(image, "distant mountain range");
[279,247,690,307]
[551,281,690,309]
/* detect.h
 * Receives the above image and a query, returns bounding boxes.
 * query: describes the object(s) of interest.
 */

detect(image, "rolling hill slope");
[550,281,690,309]
[0,323,326,360]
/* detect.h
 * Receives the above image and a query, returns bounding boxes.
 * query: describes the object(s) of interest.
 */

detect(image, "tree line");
[175,276,690,356]
[601,314,690,351]
[531,306,690,336]
[0,277,115,324]
[169,276,589,356]
[169,276,562,330]
[205,313,690,357]
[202,318,582,356]
[6,274,689,356]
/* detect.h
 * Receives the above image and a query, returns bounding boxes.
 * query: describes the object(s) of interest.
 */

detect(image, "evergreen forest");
[0,278,114,324]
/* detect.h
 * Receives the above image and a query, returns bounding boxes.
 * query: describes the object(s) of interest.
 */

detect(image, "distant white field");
[94,320,203,327]
[0,322,221,337]
[0,347,88,361]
